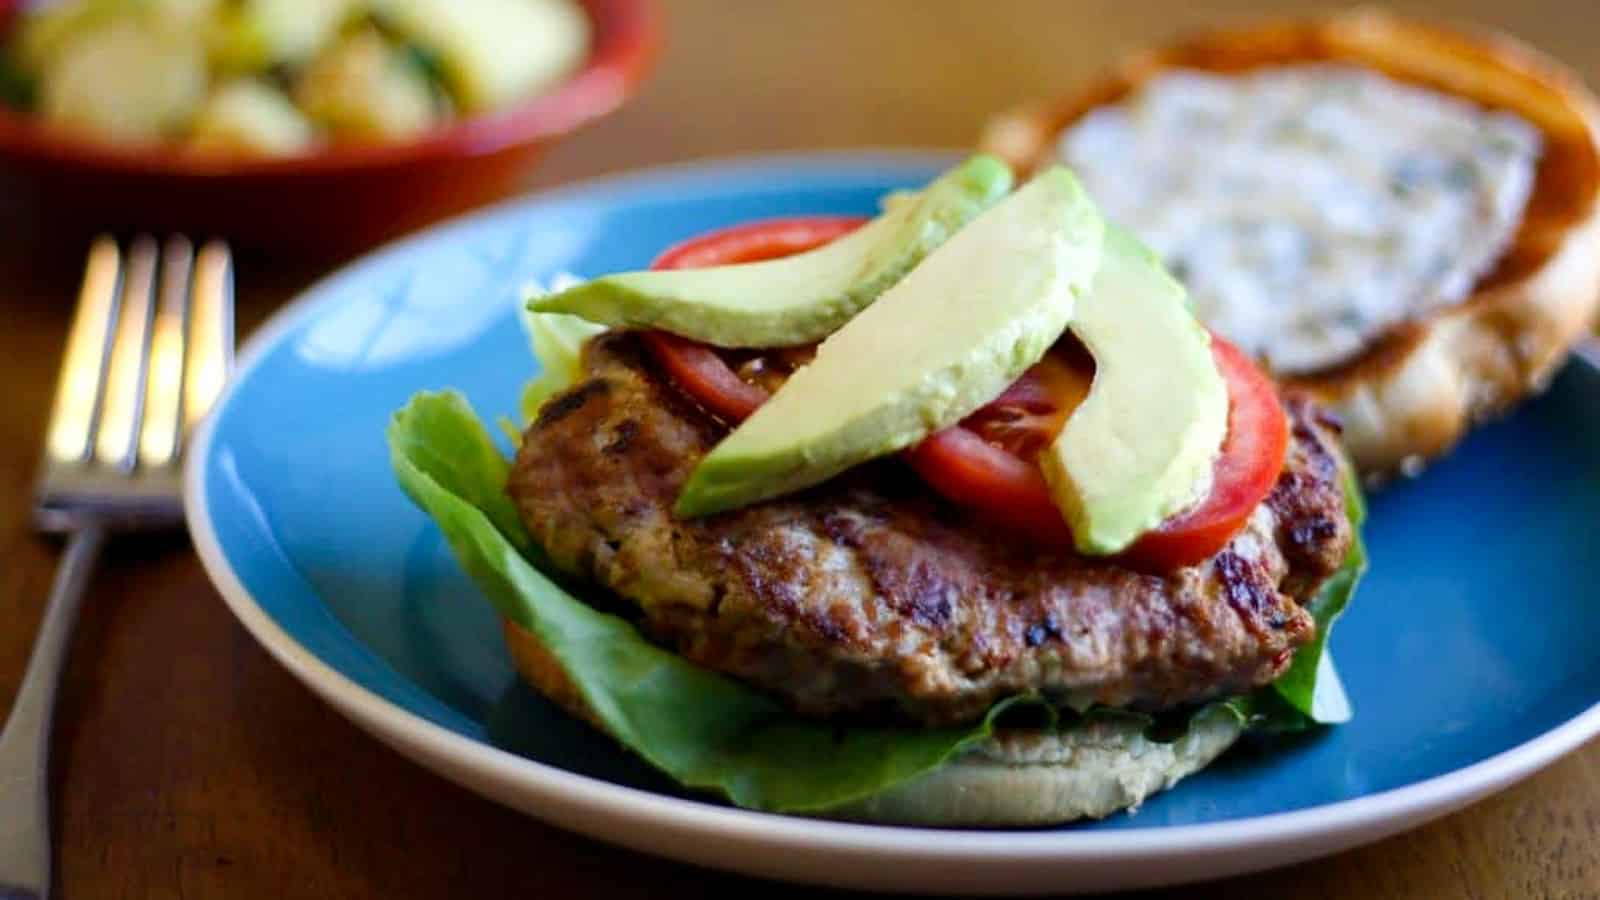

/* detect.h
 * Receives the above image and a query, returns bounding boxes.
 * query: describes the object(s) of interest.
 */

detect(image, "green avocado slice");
[528,155,1014,348]
[1040,226,1229,555]
[675,167,1104,518]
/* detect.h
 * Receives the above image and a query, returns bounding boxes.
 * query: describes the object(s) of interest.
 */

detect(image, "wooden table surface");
[2,1,1597,897]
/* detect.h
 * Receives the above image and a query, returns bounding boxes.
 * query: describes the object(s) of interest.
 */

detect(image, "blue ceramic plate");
[186,152,1600,895]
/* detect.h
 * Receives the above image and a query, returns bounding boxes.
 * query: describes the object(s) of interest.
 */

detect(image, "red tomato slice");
[654,215,868,269]
[912,335,1289,569]
[638,330,769,422]
[639,216,1290,570]
[1122,338,1290,570]
[644,215,862,423]
[904,428,1077,543]
[961,352,1091,459]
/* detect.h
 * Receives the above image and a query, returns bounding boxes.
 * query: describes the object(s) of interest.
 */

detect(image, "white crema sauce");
[1058,64,1542,373]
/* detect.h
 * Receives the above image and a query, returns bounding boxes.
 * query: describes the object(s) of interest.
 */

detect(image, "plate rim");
[183,149,1600,888]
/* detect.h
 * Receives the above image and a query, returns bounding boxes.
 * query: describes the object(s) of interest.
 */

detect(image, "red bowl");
[0,0,661,255]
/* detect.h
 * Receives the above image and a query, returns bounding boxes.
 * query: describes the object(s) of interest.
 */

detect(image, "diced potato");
[17,0,219,71]
[210,0,364,72]
[294,29,438,140]
[153,0,222,23]
[39,18,207,142]
[373,0,589,112]
[17,0,135,72]
[189,78,314,155]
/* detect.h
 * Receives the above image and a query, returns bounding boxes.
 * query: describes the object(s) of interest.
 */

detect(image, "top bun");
[980,10,1600,482]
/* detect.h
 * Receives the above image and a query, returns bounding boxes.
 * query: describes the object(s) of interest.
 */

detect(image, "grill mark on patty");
[822,511,956,631]
[890,560,957,629]
[1214,544,1309,638]
[508,333,1352,726]
[815,605,852,644]
[1213,550,1271,620]
[604,419,641,454]
[729,538,804,618]
[1290,512,1340,552]
[1025,612,1065,648]
[1269,394,1351,593]
[1307,402,1345,435]
[535,378,611,428]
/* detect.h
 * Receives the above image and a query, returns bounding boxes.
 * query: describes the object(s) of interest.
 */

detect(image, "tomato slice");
[654,215,868,269]
[644,215,863,423]
[639,216,1290,570]
[904,428,1076,543]
[912,335,1289,569]
[639,330,769,422]
[961,352,1091,459]
[1123,338,1290,570]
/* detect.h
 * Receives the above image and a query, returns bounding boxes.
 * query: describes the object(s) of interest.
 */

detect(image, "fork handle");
[0,528,105,900]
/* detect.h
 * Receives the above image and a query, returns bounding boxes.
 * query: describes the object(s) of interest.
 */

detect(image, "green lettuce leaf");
[389,390,529,554]
[389,390,1020,813]
[516,294,607,424]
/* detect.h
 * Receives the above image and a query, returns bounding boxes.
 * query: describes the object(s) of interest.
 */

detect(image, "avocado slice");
[1040,227,1229,555]
[530,155,1014,348]
[676,168,1105,517]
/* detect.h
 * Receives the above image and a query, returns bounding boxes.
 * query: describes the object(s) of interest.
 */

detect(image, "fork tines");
[35,236,234,532]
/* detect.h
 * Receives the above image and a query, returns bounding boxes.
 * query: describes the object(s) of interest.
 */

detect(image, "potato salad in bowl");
[0,0,658,252]
[1,0,591,155]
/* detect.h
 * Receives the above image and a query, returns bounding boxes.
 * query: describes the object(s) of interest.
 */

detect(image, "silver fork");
[0,236,234,900]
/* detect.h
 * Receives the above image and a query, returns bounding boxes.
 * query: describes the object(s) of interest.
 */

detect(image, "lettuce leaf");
[517,279,606,424]
[388,389,1365,811]
[390,391,1020,813]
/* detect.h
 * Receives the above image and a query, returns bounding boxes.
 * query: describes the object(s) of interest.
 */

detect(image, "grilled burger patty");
[509,333,1352,727]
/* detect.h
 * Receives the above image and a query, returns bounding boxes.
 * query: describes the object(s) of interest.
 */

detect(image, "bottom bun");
[824,712,1242,826]
[502,618,1243,827]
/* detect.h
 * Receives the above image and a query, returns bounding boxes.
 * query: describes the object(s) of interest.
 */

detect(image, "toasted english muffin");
[980,10,1600,482]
